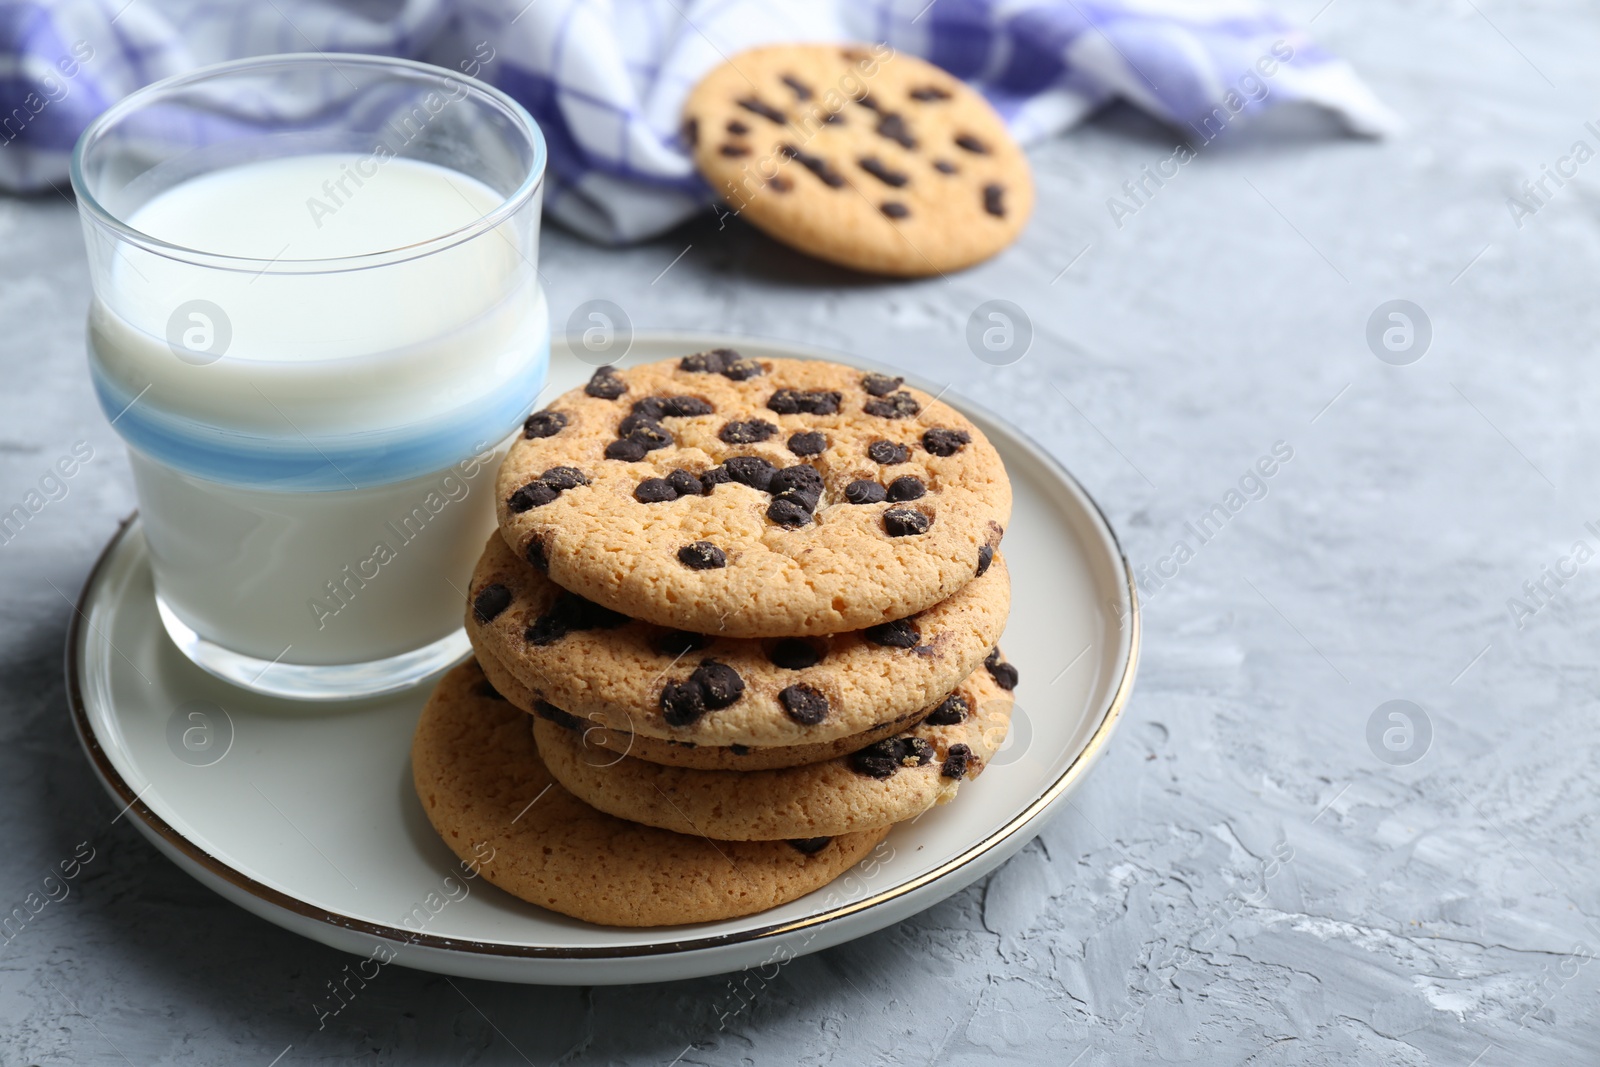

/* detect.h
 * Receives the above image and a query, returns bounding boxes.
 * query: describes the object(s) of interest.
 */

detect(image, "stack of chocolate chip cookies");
[412,351,1019,927]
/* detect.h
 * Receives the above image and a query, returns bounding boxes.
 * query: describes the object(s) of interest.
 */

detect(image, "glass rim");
[69,52,547,271]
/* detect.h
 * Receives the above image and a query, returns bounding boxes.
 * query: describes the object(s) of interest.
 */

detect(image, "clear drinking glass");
[71,54,548,700]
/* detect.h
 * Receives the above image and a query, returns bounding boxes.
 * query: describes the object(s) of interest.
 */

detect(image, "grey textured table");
[5,2,1599,1063]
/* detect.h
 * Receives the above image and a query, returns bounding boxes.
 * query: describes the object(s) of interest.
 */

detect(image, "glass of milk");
[71,54,549,701]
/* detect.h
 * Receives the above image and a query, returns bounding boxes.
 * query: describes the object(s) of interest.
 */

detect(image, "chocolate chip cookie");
[533,658,1017,840]
[412,660,888,927]
[683,44,1034,276]
[472,640,931,770]
[466,530,1009,750]
[495,354,1011,638]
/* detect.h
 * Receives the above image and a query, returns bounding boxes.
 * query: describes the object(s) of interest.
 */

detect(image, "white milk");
[89,155,547,669]
[126,445,505,666]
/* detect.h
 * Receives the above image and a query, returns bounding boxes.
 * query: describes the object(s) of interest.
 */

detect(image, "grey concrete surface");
[4,0,1600,1062]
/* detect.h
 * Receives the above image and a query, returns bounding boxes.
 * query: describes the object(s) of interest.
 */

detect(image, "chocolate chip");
[887,475,925,501]
[955,133,988,154]
[656,630,710,657]
[738,97,788,124]
[924,693,968,726]
[730,743,750,755]
[849,741,900,779]
[767,388,842,416]
[849,735,931,778]
[720,419,777,444]
[692,660,745,708]
[922,427,971,456]
[604,438,648,462]
[539,466,588,491]
[699,466,732,490]
[660,395,714,417]
[720,144,749,157]
[577,597,627,629]
[910,86,951,101]
[534,700,585,731]
[682,117,698,147]
[858,156,908,187]
[677,541,727,570]
[525,593,629,645]
[875,112,916,149]
[821,110,844,125]
[865,618,919,648]
[779,683,829,725]
[726,119,749,135]
[769,639,822,670]
[844,480,887,505]
[787,836,832,854]
[781,74,814,100]
[770,174,793,192]
[867,440,910,464]
[630,427,675,454]
[507,480,559,512]
[523,615,569,645]
[986,648,1018,690]
[883,508,931,536]
[767,497,812,527]
[525,535,548,571]
[634,478,678,503]
[523,409,568,439]
[788,431,826,456]
[976,544,994,576]
[854,92,881,112]
[941,743,973,779]
[628,397,667,421]
[778,143,845,188]
[660,681,706,726]
[861,374,903,397]
[769,465,823,508]
[722,359,766,381]
[723,456,775,490]
[933,159,958,175]
[614,411,659,436]
[618,416,672,450]
[880,202,910,219]
[666,468,705,497]
[471,583,512,624]
[680,349,736,373]
[983,183,1005,218]
[864,391,921,418]
[765,389,802,414]
[585,365,627,400]
[901,737,935,767]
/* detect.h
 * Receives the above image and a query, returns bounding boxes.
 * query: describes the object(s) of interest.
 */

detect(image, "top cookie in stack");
[495,351,1011,637]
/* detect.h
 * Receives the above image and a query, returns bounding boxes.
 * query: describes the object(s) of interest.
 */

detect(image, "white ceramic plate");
[67,332,1139,985]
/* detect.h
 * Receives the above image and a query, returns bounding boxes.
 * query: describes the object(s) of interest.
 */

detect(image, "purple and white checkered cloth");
[0,0,1399,243]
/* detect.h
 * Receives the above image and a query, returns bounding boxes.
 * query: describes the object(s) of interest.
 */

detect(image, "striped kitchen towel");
[0,0,1399,243]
